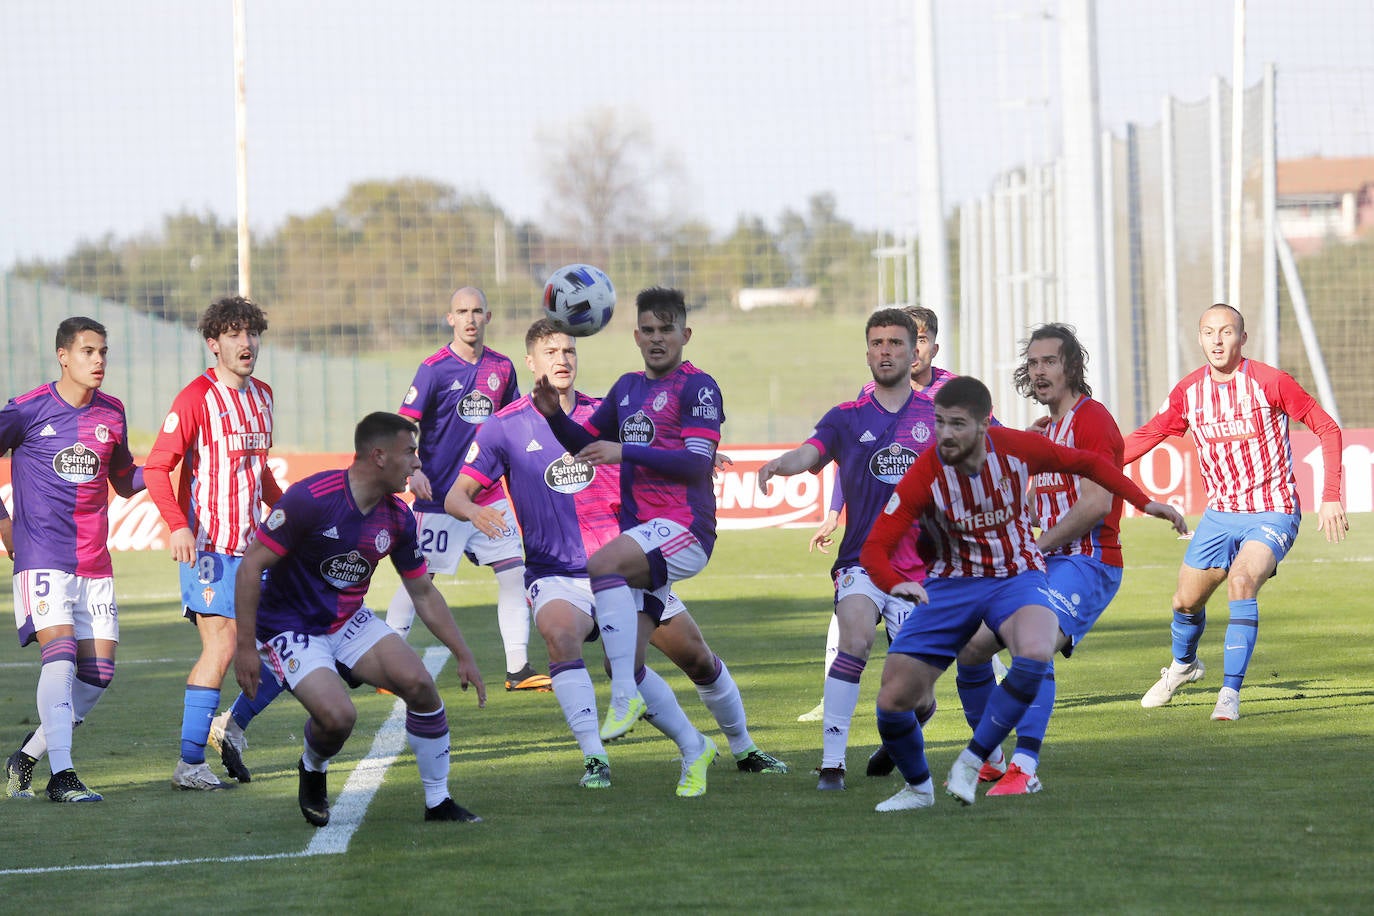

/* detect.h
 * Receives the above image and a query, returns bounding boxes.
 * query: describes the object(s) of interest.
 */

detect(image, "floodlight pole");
[1227,0,1246,310]
[913,0,949,319]
[234,0,251,298]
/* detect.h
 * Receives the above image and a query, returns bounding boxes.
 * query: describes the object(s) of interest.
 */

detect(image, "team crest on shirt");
[94,424,110,444]
[52,442,100,483]
[869,442,917,484]
[652,391,669,413]
[458,390,495,423]
[910,421,931,444]
[545,453,595,494]
[620,411,655,444]
[320,550,373,589]
[375,529,392,553]
[266,508,286,530]
[487,372,502,392]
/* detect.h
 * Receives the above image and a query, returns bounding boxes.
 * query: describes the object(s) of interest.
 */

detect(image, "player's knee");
[1226,571,1262,601]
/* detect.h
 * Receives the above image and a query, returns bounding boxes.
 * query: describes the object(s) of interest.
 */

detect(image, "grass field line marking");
[0,647,446,876]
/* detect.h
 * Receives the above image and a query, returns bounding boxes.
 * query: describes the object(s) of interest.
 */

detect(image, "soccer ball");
[542,264,616,337]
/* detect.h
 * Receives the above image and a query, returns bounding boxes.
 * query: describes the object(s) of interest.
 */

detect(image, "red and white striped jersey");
[1123,359,1342,514]
[1035,395,1125,567]
[862,427,1154,591]
[146,370,281,556]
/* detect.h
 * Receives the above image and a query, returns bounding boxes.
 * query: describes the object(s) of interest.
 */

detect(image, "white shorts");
[623,519,708,588]
[834,565,914,642]
[415,504,522,574]
[527,576,686,626]
[12,569,119,646]
[259,607,395,691]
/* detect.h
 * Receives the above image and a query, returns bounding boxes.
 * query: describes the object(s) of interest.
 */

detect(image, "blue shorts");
[1044,555,1122,656]
[889,570,1070,667]
[1184,509,1300,570]
[179,552,242,620]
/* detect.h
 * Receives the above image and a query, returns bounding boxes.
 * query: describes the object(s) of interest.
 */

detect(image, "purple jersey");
[0,384,137,577]
[806,389,936,575]
[463,393,620,584]
[399,345,520,513]
[579,361,723,554]
[252,470,428,638]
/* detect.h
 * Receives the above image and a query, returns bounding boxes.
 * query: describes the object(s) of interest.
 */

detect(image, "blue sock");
[875,707,930,786]
[229,662,286,730]
[180,685,220,764]
[1171,608,1205,663]
[1222,599,1259,691]
[1011,662,1054,767]
[955,661,996,731]
[969,657,1049,761]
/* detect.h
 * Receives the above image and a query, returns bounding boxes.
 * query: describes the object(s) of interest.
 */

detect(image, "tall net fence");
[2,1,1371,448]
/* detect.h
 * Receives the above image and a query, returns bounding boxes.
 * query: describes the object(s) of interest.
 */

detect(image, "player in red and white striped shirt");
[146,297,284,790]
[860,376,1185,811]
[1126,304,1347,721]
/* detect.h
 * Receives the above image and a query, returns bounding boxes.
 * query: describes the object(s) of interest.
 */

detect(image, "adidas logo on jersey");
[322,526,340,539]
[40,424,57,437]
[525,439,543,452]
[859,430,876,443]
[449,380,464,391]
[620,396,630,406]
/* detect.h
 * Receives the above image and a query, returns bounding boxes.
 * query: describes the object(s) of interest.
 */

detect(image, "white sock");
[551,666,606,758]
[591,580,639,716]
[386,585,416,640]
[693,657,752,755]
[37,659,76,772]
[494,564,531,673]
[1010,751,1037,775]
[637,665,699,755]
[820,675,861,770]
[823,614,840,677]
[406,706,452,809]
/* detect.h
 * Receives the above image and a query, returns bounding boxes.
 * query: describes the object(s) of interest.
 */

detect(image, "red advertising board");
[1,431,1370,553]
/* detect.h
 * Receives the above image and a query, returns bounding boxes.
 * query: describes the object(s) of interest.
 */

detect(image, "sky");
[2,0,1371,266]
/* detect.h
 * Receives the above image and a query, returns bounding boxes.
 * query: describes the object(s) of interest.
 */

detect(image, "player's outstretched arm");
[757,443,822,494]
[232,541,279,699]
[408,578,487,709]
[1318,501,1349,544]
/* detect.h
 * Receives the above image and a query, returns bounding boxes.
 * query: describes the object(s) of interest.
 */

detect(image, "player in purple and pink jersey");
[233,413,485,827]
[2,317,144,803]
[388,287,547,692]
[449,320,783,794]
[758,309,937,790]
[533,287,725,753]
[145,296,284,789]
[860,377,1186,812]
[1127,304,1347,721]
[800,305,952,725]
[949,324,1130,796]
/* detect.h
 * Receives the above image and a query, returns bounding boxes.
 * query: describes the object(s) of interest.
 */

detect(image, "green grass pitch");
[1,519,1371,912]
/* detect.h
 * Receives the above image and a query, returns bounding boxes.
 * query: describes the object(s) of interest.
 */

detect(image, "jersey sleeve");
[997,427,1152,510]
[805,404,848,471]
[499,361,521,409]
[680,372,724,444]
[398,361,434,420]
[1264,369,1343,502]
[252,487,311,557]
[388,498,429,579]
[144,385,203,530]
[1123,382,1190,464]
[0,398,29,456]
[460,418,510,490]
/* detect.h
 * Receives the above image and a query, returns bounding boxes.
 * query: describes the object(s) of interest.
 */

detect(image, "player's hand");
[169,527,197,565]
[576,440,622,466]
[891,581,929,605]
[234,645,261,700]
[1143,501,1188,536]
[1318,501,1349,544]
[809,512,840,554]
[473,506,511,540]
[531,374,561,418]
[1027,415,1052,434]
[712,451,733,479]
[408,468,433,501]
[757,458,780,494]
[452,650,487,709]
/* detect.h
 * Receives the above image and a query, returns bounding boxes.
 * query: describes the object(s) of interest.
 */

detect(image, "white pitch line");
[0,647,448,876]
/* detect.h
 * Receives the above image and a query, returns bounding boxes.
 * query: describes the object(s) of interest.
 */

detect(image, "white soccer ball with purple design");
[542,264,616,337]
